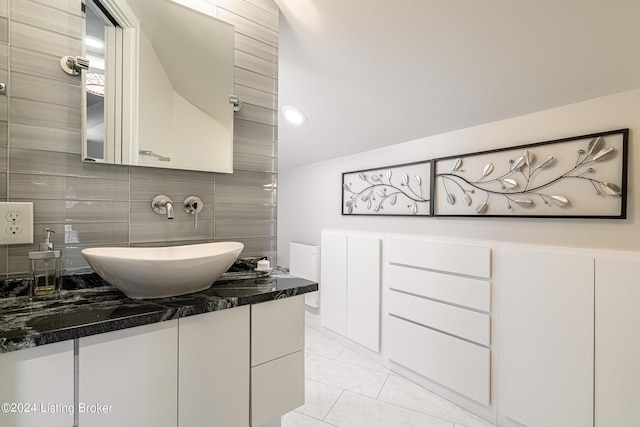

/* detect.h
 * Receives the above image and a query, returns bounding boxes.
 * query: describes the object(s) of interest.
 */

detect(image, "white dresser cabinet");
[251,295,305,427]
[0,341,74,427]
[386,237,492,407]
[179,306,250,427]
[79,320,178,427]
[316,230,640,425]
[500,248,594,427]
[320,230,381,352]
[594,258,640,426]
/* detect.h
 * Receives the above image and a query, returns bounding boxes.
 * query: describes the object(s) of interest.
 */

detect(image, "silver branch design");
[436,136,621,214]
[344,170,429,215]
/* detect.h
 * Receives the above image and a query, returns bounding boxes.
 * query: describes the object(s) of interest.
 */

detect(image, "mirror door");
[83,0,121,163]
[81,0,236,173]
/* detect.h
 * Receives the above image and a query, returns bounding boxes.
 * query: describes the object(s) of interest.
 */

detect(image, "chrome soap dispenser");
[28,228,61,298]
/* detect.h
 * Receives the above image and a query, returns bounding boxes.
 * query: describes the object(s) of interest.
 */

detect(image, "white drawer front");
[387,238,491,278]
[387,263,490,312]
[387,315,490,406]
[251,295,305,367]
[251,350,305,426]
[388,290,490,346]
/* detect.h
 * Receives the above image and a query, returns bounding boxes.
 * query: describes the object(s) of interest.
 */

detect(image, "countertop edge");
[0,276,318,354]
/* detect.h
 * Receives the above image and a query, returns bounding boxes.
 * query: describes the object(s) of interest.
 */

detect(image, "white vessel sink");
[81,242,244,299]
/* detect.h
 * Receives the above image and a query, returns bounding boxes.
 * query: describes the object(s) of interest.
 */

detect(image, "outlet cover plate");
[0,202,34,244]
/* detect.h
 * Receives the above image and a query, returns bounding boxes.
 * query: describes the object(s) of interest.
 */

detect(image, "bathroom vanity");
[0,269,317,427]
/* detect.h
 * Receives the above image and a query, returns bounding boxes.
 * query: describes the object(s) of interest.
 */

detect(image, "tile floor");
[282,325,497,427]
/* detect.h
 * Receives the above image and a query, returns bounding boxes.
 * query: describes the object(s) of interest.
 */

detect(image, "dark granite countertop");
[0,268,317,354]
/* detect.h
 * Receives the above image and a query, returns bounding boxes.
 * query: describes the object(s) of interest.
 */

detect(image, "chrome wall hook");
[229,95,242,112]
[60,56,90,76]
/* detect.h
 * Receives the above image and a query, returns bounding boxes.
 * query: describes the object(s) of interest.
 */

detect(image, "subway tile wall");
[0,0,278,279]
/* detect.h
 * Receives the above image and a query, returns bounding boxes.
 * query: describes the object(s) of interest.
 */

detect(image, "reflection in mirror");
[82,0,236,173]
[84,0,113,160]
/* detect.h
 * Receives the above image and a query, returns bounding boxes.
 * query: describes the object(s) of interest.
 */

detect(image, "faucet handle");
[183,196,203,229]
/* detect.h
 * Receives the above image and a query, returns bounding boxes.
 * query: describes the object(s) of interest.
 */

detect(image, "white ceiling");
[274,0,640,171]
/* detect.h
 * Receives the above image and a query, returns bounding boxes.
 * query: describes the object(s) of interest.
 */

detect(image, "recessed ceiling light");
[282,105,307,124]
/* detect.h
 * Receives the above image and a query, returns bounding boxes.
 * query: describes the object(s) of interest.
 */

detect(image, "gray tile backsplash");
[11,97,82,129]
[10,0,83,38]
[10,20,81,57]
[10,122,81,153]
[10,46,81,84]
[2,0,279,279]
[0,17,8,43]
[10,71,83,106]
[0,42,7,69]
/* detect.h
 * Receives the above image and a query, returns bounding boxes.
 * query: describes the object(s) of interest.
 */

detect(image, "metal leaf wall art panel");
[433,129,628,218]
[342,161,431,216]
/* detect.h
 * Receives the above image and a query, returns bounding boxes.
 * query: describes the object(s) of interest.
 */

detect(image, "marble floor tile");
[324,391,455,427]
[305,325,321,336]
[305,354,388,398]
[287,326,497,427]
[282,410,338,427]
[377,375,497,427]
[296,379,344,420]
[335,347,391,374]
[305,333,346,359]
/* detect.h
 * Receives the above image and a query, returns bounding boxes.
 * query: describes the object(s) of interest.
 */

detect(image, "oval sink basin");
[81,242,244,299]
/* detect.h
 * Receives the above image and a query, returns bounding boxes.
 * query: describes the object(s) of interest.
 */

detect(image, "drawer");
[387,263,490,312]
[251,350,305,426]
[388,290,490,346]
[251,295,304,367]
[387,238,491,278]
[387,315,490,406]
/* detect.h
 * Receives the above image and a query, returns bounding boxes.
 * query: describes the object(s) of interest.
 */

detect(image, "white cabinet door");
[251,295,305,426]
[501,249,593,427]
[251,295,304,367]
[595,258,640,427]
[79,320,178,427]
[251,350,304,427]
[179,306,250,427]
[321,231,381,351]
[320,232,348,335]
[0,341,74,427]
[347,235,381,352]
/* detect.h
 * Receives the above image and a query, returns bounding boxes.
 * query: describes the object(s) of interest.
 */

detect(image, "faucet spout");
[166,201,175,219]
[151,195,176,220]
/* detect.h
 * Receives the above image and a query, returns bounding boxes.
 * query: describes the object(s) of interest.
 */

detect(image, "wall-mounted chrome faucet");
[183,196,203,229]
[151,195,175,219]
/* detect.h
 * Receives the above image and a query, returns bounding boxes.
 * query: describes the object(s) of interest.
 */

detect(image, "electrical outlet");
[6,212,22,222]
[0,202,33,245]
[6,224,22,234]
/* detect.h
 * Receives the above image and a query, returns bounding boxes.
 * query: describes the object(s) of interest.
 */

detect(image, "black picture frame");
[342,160,432,216]
[431,129,628,218]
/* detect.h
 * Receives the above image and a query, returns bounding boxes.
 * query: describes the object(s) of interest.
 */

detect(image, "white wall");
[277,89,640,266]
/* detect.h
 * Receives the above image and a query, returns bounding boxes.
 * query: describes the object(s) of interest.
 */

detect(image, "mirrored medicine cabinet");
[83,0,236,173]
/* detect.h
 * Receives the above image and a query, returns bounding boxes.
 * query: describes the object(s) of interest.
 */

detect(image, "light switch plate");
[0,202,34,245]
